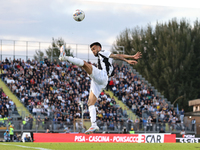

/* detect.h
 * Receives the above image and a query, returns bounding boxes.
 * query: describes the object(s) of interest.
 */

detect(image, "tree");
[113,18,200,111]
[33,50,44,61]
[45,38,73,61]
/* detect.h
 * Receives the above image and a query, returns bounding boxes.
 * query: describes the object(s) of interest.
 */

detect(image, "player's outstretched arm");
[111,52,142,60]
[109,53,138,65]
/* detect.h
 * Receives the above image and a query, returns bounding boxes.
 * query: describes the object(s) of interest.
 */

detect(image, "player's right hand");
[126,60,138,65]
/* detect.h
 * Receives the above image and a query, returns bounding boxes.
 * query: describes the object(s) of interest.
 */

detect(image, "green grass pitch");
[0,143,200,150]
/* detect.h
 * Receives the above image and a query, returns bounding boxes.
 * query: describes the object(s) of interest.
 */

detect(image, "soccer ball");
[73,9,85,22]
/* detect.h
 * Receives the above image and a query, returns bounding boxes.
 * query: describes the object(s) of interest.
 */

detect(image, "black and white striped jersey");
[97,50,114,77]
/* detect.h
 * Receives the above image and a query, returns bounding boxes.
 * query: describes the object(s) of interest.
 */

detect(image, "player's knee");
[83,61,93,74]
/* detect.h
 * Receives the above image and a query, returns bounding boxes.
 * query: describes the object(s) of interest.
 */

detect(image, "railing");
[0,119,197,134]
[0,39,118,63]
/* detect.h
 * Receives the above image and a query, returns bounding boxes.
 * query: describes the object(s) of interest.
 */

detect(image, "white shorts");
[89,65,108,98]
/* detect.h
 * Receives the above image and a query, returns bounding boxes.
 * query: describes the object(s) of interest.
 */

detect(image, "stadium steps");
[105,90,136,121]
[124,63,173,131]
[0,79,34,121]
[126,63,173,108]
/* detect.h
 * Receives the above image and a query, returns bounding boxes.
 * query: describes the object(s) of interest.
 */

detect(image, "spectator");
[24,134,32,142]
[109,122,115,130]
[143,118,147,128]
[108,77,114,91]
[131,104,137,113]
[191,118,196,131]
[129,128,135,134]
[159,128,165,133]
[180,129,185,135]
[123,108,128,118]
[44,116,49,130]
[122,127,127,134]
[180,109,184,122]
[127,118,133,131]
[29,115,33,130]
[22,118,27,129]
[45,129,50,133]
[75,120,82,132]
[134,117,139,131]
[147,116,153,131]
[36,115,42,129]
[64,127,71,133]
[13,133,21,142]
[4,130,10,142]
[58,121,64,130]
[32,106,37,116]
[24,116,29,129]
[9,125,14,142]
[98,120,105,131]
[53,116,58,130]
[139,117,143,130]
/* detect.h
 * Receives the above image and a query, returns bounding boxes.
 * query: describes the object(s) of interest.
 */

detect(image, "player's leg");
[85,90,99,134]
[59,55,93,75]
[88,91,97,126]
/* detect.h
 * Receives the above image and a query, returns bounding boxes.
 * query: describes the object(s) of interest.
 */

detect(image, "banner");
[176,135,200,143]
[34,133,176,143]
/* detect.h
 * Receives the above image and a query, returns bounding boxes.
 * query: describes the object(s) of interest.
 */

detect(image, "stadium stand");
[0,85,19,129]
[107,64,186,132]
[0,58,130,132]
[0,58,194,133]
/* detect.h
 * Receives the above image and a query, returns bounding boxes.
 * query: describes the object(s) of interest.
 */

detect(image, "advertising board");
[34,133,176,143]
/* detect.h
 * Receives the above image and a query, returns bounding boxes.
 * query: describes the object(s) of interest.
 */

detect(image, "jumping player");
[59,42,142,134]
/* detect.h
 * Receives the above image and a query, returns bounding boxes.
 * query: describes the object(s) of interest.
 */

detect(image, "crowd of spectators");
[107,64,184,131]
[0,57,185,132]
[0,86,17,127]
[0,57,128,131]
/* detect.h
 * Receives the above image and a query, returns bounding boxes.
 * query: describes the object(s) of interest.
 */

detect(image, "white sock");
[89,105,97,126]
[65,56,84,66]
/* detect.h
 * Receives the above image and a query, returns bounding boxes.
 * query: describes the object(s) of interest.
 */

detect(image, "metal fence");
[0,119,197,134]
[0,39,123,63]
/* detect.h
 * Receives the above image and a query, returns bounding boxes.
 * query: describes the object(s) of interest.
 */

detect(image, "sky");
[0,0,200,61]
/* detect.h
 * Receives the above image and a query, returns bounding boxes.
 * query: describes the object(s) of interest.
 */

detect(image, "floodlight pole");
[13,41,15,60]
[51,47,53,62]
[76,44,77,57]
[39,42,41,61]
[1,40,2,61]
[26,41,28,62]
[79,101,84,130]
[88,45,89,62]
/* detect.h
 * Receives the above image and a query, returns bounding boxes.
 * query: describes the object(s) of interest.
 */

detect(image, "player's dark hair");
[90,42,102,48]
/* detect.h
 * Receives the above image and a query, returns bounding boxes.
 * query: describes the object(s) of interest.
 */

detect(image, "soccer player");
[59,42,141,134]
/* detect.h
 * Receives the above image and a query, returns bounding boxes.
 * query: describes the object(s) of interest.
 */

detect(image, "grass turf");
[0,143,200,150]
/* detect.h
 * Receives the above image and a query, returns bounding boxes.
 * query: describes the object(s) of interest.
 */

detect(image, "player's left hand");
[126,60,138,65]
[132,52,142,60]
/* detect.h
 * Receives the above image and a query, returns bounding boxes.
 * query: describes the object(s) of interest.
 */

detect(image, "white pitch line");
[0,143,52,150]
